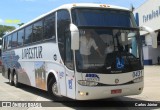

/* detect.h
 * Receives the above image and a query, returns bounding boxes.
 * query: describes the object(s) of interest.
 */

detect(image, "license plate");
[111,89,122,94]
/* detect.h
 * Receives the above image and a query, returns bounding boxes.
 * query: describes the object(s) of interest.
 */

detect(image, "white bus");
[1,3,157,101]
[0,38,2,72]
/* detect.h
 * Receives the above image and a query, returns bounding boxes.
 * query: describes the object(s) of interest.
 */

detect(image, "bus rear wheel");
[48,79,63,101]
[9,73,14,86]
[13,72,19,87]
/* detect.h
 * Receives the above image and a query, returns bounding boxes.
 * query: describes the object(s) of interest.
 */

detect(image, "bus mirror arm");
[70,24,80,50]
[139,26,157,48]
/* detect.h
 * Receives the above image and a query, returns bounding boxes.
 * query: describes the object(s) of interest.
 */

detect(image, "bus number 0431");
[133,71,142,78]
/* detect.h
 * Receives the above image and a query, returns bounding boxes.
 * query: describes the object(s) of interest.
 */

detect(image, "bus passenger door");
[65,68,75,99]
[65,35,76,99]
[57,9,75,99]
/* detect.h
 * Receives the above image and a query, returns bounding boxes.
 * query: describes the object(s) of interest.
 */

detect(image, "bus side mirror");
[139,26,157,48]
[70,24,79,50]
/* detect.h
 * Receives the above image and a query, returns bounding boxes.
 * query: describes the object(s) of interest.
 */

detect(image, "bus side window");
[18,29,24,46]
[7,35,12,49]
[57,10,73,69]
[5,37,7,50]
[0,49,1,57]
[25,25,32,44]
[0,38,2,46]
[57,10,71,62]
[3,37,7,50]
[0,38,1,56]
[65,34,73,70]
[44,13,56,40]
[33,20,43,42]
[12,32,18,48]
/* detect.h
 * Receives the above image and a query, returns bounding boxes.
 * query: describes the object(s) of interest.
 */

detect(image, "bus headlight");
[133,76,143,83]
[78,80,98,86]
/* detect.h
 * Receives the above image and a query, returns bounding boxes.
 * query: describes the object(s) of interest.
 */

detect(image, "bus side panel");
[46,62,66,96]
[2,65,8,79]
[2,51,23,80]
[2,42,68,94]
[15,43,58,90]
[17,62,33,86]
[34,61,46,90]
[65,68,76,99]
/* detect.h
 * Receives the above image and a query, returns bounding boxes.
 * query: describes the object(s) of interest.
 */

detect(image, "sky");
[0,0,147,28]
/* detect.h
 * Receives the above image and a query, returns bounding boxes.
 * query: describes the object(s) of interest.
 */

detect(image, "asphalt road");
[0,66,160,110]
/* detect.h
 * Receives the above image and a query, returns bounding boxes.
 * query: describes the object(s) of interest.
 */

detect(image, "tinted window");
[7,35,12,49]
[18,29,24,46]
[4,37,8,50]
[44,14,56,40]
[0,39,2,45]
[25,25,32,44]
[12,32,18,48]
[157,32,160,45]
[65,34,73,70]
[72,8,137,28]
[33,20,43,42]
[57,10,71,62]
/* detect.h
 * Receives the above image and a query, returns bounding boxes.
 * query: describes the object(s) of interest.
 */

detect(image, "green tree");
[0,25,15,38]
[18,23,24,27]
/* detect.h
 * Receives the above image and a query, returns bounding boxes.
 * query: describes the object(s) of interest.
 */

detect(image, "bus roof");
[3,3,130,38]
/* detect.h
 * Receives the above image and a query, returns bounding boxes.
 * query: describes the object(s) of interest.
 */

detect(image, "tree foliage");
[0,25,15,38]
[18,23,24,27]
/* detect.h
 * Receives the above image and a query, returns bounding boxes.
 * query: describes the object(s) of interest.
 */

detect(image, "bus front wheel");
[48,79,62,101]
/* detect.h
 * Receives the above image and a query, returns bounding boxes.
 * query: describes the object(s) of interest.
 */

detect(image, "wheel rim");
[14,74,17,85]
[52,82,58,96]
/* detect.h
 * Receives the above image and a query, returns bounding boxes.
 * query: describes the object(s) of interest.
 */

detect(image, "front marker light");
[133,76,143,83]
[79,92,85,96]
[78,80,98,86]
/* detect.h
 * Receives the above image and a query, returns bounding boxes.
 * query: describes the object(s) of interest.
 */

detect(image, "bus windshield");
[72,9,142,73]
[72,8,137,28]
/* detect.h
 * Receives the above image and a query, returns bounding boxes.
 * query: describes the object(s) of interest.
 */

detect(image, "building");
[134,0,160,65]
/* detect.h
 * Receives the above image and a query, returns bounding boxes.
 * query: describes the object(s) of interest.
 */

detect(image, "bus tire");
[48,79,63,101]
[13,72,19,87]
[9,73,14,86]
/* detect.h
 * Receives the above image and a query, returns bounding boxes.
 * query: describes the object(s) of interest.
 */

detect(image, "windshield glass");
[72,8,137,28]
[75,28,142,73]
[72,8,142,73]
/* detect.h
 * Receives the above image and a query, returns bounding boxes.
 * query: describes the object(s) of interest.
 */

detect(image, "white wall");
[144,32,158,46]
[143,46,149,60]
[143,46,160,64]
[148,46,160,64]
[134,0,160,35]
[134,0,160,65]
[145,34,152,46]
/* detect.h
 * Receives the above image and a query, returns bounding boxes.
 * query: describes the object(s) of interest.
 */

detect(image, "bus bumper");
[75,82,143,100]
